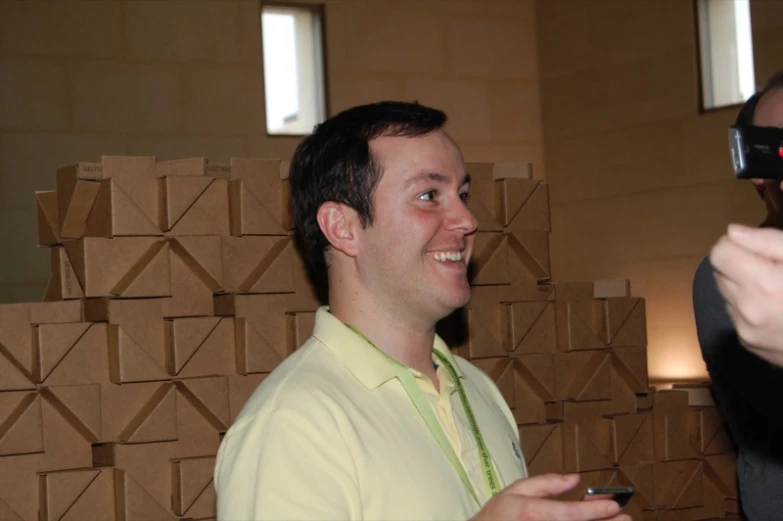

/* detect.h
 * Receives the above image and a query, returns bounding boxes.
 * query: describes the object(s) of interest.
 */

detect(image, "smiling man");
[214,101,629,521]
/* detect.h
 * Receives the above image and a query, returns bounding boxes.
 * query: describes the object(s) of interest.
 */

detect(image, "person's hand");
[470,473,630,521]
[710,223,783,366]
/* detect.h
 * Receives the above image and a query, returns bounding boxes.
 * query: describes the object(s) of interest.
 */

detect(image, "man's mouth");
[432,251,465,263]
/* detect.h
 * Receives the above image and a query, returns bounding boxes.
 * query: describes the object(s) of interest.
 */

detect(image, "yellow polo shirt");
[214,307,527,521]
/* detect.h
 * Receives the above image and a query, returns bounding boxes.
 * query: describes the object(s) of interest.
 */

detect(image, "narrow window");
[261,5,327,135]
[696,0,756,111]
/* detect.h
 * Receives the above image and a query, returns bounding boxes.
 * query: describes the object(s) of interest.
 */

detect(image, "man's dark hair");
[735,69,783,126]
[289,101,448,280]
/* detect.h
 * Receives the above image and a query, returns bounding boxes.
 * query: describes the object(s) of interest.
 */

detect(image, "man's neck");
[328,288,438,378]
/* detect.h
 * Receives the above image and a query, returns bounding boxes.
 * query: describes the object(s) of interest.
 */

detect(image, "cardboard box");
[56,162,102,239]
[462,287,508,359]
[593,279,631,299]
[43,246,84,301]
[84,156,162,237]
[507,230,550,283]
[39,468,116,521]
[611,412,654,465]
[653,460,705,509]
[38,384,101,441]
[159,176,230,236]
[229,158,292,235]
[221,236,295,294]
[171,456,216,518]
[469,232,510,286]
[165,317,236,378]
[554,301,605,352]
[562,401,614,472]
[464,163,503,232]
[512,355,555,424]
[38,395,95,472]
[497,178,550,232]
[174,377,230,432]
[0,301,83,389]
[36,324,109,387]
[116,382,178,443]
[215,294,290,374]
[518,422,563,475]
[63,237,171,298]
[0,391,43,456]
[688,407,734,455]
[283,252,324,313]
[163,242,219,318]
[36,190,61,246]
[653,390,700,461]
[207,162,230,179]
[157,157,207,177]
[116,467,178,521]
[33,322,92,382]
[594,297,648,347]
[0,454,41,521]
[505,301,556,355]
[553,350,611,401]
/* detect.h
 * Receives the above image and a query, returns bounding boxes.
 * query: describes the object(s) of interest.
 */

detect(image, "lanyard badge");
[346,325,501,504]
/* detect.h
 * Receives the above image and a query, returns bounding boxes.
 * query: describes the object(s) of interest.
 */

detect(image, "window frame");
[693,0,756,116]
[259,1,330,137]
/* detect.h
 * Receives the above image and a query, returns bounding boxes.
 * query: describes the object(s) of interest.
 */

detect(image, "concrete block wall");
[0,0,543,303]
[536,0,783,383]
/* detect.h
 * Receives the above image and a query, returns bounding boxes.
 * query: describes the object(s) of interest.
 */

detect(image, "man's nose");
[445,197,478,234]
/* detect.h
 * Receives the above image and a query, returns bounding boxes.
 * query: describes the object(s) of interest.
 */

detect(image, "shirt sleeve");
[214,407,361,521]
[693,255,783,431]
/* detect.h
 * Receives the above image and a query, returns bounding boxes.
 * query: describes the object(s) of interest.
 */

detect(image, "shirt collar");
[312,306,465,390]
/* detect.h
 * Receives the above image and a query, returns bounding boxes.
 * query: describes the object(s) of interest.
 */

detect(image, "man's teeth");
[434,251,463,262]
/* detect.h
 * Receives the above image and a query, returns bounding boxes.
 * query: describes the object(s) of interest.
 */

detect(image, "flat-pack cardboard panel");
[44,246,85,301]
[56,164,102,239]
[171,456,217,518]
[0,392,43,456]
[63,237,170,298]
[464,162,503,232]
[518,422,563,475]
[228,158,292,235]
[506,301,556,355]
[159,176,230,236]
[165,317,235,378]
[469,232,510,286]
[221,236,295,294]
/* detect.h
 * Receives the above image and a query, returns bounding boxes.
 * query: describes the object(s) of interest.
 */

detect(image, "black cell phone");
[584,486,635,507]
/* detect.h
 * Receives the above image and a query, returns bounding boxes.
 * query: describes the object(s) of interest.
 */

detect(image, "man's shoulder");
[228,338,351,429]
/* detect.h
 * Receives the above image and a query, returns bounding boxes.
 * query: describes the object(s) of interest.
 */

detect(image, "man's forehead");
[754,88,783,127]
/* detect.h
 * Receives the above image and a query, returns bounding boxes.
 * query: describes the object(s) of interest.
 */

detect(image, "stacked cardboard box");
[0,155,737,520]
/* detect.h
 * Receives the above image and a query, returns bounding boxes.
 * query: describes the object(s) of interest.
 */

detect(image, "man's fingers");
[726,224,783,261]
[507,473,580,498]
[710,234,776,288]
[510,496,622,521]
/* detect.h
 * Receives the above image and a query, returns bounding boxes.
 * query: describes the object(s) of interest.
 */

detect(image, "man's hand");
[471,473,630,521]
[710,223,783,367]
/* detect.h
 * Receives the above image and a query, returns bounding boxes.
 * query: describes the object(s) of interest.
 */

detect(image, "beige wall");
[0,0,543,302]
[537,0,783,382]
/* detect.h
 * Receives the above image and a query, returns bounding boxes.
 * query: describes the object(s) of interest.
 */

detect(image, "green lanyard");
[346,325,501,505]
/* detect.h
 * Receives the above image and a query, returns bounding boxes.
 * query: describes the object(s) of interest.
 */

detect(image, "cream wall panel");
[183,67,265,136]
[0,0,123,58]
[125,0,241,63]
[406,78,492,142]
[446,18,538,79]
[0,60,68,131]
[71,63,181,133]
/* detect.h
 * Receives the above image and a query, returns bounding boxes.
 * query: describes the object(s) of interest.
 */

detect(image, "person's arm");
[214,408,361,521]
[693,249,783,429]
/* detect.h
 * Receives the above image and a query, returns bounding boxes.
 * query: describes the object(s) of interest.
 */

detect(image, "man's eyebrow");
[404,172,471,188]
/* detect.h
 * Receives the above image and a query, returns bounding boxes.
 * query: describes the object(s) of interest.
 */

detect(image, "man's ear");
[316,202,360,258]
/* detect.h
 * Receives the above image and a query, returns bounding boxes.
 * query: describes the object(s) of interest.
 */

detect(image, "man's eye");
[459,192,470,203]
[419,191,436,201]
